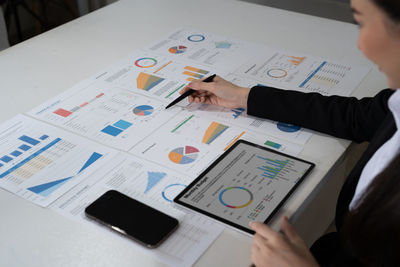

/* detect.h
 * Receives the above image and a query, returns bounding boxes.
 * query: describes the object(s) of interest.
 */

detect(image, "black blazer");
[247,86,395,228]
[247,86,396,265]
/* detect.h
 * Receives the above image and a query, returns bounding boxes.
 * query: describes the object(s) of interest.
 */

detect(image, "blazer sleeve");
[247,86,394,143]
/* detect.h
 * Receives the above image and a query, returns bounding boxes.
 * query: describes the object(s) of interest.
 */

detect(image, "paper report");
[0,27,370,266]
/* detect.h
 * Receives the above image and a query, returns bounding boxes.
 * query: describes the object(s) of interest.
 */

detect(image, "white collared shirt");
[350,89,400,209]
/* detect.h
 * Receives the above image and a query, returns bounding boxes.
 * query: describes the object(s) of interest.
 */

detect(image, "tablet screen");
[174,140,314,234]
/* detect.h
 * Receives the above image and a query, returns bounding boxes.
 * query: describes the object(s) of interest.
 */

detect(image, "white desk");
[0,0,387,266]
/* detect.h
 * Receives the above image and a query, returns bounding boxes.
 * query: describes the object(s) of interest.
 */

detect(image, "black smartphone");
[85,190,179,248]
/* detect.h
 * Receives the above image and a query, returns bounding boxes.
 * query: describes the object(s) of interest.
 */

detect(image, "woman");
[179,0,400,265]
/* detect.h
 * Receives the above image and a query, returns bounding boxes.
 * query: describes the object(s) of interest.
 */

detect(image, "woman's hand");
[250,216,319,267]
[179,75,250,109]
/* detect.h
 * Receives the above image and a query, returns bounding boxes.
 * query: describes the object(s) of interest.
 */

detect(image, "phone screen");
[85,190,179,248]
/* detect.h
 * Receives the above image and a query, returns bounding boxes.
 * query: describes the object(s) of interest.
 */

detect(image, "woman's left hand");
[249,216,319,267]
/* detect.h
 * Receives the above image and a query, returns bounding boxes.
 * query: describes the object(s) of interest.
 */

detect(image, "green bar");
[165,84,185,99]
[264,140,282,149]
[171,115,194,133]
[265,166,280,173]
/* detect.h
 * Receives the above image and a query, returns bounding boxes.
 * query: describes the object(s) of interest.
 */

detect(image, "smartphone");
[85,190,179,248]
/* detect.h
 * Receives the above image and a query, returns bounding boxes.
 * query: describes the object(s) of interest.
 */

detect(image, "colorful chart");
[277,122,301,133]
[299,61,326,88]
[257,156,288,179]
[183,66,209,82]
[27,152,103,197]
[219,187,253,208]
[267,68,287,78]
[136,72,165,91]
[101,120,132,137]
[27,177,73,197]
[162,183,187,202]
[145,171,166,193]
[288,56,306,66]
[232,108,245,119]
[134,57,157,68]
[215,41,232,49]
[0,137,61,179]
[53,93,104,118]
[187,34,205,42]
[133,105,154,116]
[168,146,199,164]
[0,134,43,166]
[202,122,229,144]
[77,152,103,174]
[168,45,187,54]
[264,140,282,149]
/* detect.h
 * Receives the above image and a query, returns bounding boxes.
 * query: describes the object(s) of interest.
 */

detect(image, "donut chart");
[187,34,205,42]
[162,183,187,202]
[134,57,157,68]
[168,146,199,164]
[267,68,287,78]
[219,187,253,208]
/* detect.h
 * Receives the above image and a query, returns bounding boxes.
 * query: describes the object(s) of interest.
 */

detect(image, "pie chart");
[168,146,199,164]
[133,105,154,116]
[169,45,187,54]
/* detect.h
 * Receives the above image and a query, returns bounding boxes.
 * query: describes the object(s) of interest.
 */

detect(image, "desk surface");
[0,0,387,266]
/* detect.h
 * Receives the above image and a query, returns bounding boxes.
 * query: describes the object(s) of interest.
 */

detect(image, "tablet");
[174,140,314,234]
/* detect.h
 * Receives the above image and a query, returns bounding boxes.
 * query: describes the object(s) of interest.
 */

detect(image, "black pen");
[165,74,216,109]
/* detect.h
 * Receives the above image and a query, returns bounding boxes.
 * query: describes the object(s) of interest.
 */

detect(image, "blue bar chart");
[257,156,289,179]
[0,115,117,207]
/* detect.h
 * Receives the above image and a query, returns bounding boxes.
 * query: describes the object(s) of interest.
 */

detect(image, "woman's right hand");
[179,75,251,109]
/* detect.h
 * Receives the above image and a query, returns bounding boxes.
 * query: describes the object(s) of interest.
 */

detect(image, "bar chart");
[0,115,116,207]
[257,156,289,179]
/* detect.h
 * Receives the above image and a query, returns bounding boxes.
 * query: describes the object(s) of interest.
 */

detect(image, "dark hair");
[372,0,400,23]
[341,153,400,266]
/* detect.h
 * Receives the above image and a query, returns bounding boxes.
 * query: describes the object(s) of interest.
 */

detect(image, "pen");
[165,74,216,109]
